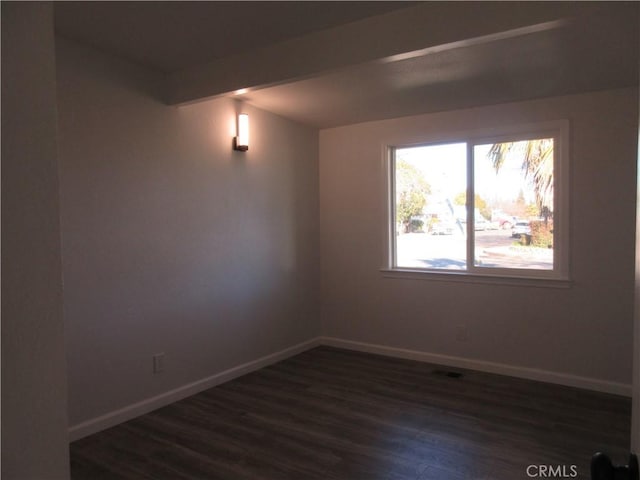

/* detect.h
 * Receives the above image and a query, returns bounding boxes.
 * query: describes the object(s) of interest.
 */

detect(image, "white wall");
[55,38,320,429]
[1,3,70,479]
[320,88,638,388]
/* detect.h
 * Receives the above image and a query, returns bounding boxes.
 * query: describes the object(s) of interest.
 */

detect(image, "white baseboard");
[319,336,632,397]
[69,335,631,441]
[68,337,321,441]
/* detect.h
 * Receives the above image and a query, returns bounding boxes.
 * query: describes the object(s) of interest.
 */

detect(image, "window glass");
[473,139,554,270]
[391,127,564,280]
[394,143,466,269]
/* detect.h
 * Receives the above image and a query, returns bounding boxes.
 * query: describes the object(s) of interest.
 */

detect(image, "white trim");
[319,337,632,397]
[68,337,321,441]
[69,335,631,441]
[380,268,572,288]
[385,120,570,281]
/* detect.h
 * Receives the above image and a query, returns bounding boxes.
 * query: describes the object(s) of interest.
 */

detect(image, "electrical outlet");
[456,325,468,342]
[153,353,165,374]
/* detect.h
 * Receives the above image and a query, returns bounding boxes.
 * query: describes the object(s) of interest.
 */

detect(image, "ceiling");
[54,1,415,73]
[54,2,639,129]
[243,5,639,127]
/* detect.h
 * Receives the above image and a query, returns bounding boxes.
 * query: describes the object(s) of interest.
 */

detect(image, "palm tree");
[487,139,554,218]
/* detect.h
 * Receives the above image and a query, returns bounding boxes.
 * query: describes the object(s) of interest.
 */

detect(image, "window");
[388,122,568,281]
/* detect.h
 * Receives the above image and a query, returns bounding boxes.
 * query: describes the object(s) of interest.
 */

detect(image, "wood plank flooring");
[70,346,631,480]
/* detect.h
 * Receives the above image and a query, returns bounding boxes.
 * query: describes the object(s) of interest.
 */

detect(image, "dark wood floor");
[71,346,631,480]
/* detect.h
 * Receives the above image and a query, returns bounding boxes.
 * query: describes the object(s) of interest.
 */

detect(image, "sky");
[396,140,546,205]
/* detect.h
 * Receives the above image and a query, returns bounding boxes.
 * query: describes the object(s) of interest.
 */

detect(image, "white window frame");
[383,120,570,285]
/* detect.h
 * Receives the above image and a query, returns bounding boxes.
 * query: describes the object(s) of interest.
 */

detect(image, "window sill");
[380,268,572,288]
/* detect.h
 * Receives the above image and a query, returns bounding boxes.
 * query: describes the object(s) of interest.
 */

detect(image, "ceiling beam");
[165,2,603,106]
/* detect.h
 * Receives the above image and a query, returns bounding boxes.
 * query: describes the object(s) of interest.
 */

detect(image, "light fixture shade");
[234,113,249,151]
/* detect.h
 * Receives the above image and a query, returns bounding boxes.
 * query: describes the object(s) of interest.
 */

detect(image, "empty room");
[2,2,640,479]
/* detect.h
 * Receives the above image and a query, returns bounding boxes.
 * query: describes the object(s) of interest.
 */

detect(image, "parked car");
[500,220,512,229]
[511,221,531,238]
[475,217,498,231]
[431,221,455,235]
[494,215,517,229]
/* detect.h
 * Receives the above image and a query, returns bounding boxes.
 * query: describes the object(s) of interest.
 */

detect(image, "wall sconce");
[234,113,249,152]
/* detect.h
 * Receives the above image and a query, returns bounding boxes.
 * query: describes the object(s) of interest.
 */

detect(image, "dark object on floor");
[591,452,639,480]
